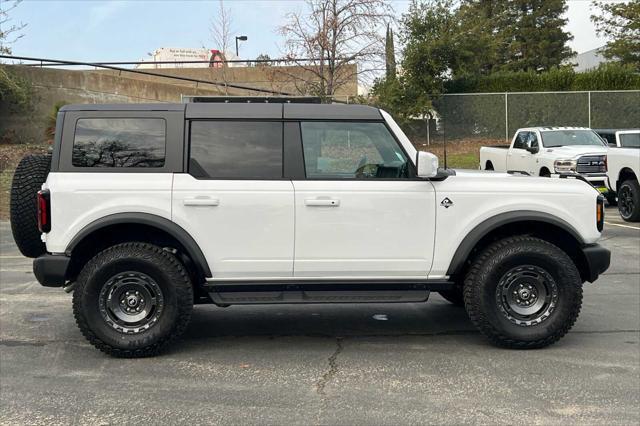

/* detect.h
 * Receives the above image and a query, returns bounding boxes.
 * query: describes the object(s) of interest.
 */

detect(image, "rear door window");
[72,118,166,167]
[189,121,283,179]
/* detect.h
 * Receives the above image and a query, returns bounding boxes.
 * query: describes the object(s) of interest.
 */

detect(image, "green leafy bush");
[0,65,32,111]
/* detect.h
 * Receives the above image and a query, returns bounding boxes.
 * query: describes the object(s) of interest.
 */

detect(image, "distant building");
[569,46,609,72]
[136,47,242,69]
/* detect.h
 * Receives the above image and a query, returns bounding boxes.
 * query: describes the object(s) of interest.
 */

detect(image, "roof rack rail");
[181,96,323,104]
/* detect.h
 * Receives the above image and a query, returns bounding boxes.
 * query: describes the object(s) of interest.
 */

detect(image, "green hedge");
[445,63,640,93]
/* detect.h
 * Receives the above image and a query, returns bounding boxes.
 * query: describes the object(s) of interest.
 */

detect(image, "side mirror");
[417,151,439,178]
[526,146,538,154]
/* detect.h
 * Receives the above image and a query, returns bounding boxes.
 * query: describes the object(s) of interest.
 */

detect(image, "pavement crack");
[316,337,343,396]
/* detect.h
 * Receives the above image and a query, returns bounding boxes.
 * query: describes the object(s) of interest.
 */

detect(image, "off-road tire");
[438,285,464,307]
[10,154,51,258]
[73,242,193,357]
[463,236,582,349]
[618,179,640,222]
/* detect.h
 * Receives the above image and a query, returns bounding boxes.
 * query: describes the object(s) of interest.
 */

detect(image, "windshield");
[619,132,640,148]
[541,130,607,148]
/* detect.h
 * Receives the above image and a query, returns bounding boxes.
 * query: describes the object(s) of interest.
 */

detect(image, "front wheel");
[463,236,582,349]
[73,242,194,357]
[618,179,640,222]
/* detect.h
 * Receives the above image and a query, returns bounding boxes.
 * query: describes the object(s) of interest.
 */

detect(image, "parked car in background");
[594,129,640,148]
[480,127,610,192]
[606,147,640,221]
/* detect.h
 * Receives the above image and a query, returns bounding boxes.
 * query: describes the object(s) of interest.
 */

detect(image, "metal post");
[505,92,509,143]
[425,114,430,146]
[588,91,591,128]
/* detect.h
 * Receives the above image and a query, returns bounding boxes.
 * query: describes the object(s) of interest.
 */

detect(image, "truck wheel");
[618,180,640,222]
[438,285,464,307]
[463,236,582,349]
[485,161,494,171]
[539,168,551,177]
[10,154,52,258]
[73,242,193,357]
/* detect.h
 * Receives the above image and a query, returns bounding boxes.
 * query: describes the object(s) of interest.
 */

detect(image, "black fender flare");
[445,210,584,276]
[66,213,212,278]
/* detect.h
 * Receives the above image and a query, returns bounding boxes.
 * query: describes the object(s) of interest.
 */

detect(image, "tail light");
[596,195,604,232]
[37,189,51,233]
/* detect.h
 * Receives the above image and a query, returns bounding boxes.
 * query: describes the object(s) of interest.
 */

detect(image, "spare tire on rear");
[10,154,52,258]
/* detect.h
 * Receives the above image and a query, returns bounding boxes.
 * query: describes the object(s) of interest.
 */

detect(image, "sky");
[4,0,610,64]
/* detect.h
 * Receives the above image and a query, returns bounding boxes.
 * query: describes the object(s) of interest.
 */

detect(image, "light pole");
[235,35,248,57]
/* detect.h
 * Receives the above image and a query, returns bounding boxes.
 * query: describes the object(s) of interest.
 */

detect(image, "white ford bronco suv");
[10,99,610,357]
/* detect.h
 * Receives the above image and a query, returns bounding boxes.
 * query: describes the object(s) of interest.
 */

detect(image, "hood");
[541,145,608,158]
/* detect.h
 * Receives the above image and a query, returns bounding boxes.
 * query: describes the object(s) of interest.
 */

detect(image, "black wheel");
[605,192,617,207]
[618,180,640,222]
[10,154,51,258]
[73,242,193,357]
[485,161,494,171]
[438,284,464,307]
[463,236,582,349]
[539,168,551,177]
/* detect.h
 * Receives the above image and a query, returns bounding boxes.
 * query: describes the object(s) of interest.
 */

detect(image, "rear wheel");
[618,179,640,222]
[10,154,51,258]
[485,161,494,171]
[73,242,193,357]
[463,236,582,349]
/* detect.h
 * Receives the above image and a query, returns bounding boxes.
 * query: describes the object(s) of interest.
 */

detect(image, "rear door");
[172,105,294,279]
[291,120,436,278]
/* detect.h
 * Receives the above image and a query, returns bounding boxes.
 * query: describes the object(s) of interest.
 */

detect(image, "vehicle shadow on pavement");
[181,298,477,341]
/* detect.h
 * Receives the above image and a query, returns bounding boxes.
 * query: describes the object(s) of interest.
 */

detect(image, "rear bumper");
[33,254,70,287]
[582,244,611,283]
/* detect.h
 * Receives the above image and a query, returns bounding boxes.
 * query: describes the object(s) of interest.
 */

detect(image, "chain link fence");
[402,90,640,147]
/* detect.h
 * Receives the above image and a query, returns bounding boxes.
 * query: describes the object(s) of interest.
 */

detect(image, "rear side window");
[72,118,166,168]
[619,133,640,148]
[189,121,283,179]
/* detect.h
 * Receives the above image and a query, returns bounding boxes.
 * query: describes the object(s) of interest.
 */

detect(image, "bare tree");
[279,0,392,99]
[0,0,26,56]
[209,0,234,94]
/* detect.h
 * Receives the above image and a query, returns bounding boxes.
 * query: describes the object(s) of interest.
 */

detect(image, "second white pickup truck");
[480,127,609,189]
[606,147,640,221]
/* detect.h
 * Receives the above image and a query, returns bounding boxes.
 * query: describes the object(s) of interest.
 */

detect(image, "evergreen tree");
[591,0,640,70]
[385,24,397,80]
[493,0,574,72]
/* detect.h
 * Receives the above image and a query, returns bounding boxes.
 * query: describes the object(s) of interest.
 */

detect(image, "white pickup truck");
[480,127,609,190]
[606,147,640,221]
[595,129,640,148]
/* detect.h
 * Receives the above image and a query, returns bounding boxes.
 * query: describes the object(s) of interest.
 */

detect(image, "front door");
[172,120,294,279]
[509,131,537,174]
[292,121,436,278]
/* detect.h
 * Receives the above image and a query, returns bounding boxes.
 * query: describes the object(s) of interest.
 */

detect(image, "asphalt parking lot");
[0,208,638,425]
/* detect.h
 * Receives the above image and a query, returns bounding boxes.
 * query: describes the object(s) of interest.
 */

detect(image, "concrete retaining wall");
[0,64,357,143]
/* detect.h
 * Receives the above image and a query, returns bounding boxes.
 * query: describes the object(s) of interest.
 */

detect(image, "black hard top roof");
[60,103,383,120]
